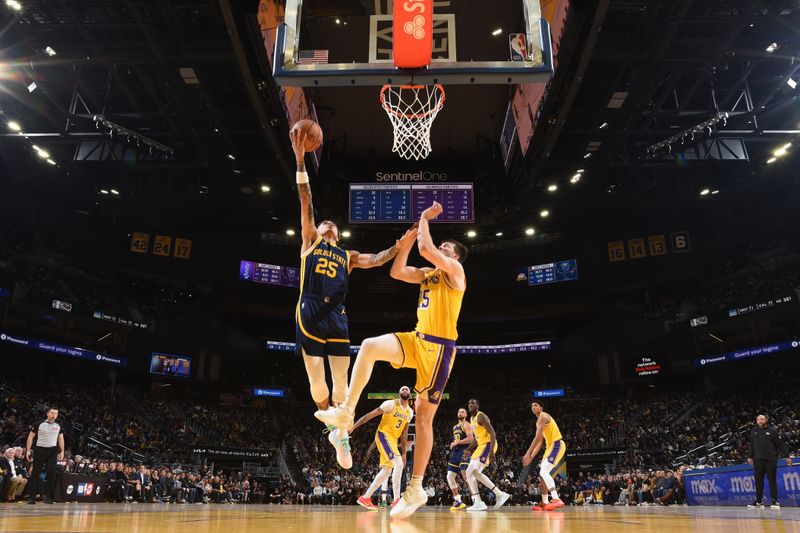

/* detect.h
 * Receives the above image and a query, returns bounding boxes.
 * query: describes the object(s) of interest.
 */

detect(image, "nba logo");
[77,483,86,495]
[509,34,527,61]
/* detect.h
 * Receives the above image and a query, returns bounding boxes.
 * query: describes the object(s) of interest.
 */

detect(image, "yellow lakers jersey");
[542,413,563,445]
[377,399,413,440]
[470,411,491,447]
[415,268,464,340]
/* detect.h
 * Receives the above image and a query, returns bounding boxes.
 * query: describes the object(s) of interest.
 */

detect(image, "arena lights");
[341,230,351,238]
[491,28,503,36]
[260,185,271,193]
[33,145,49,159]
[46,159,55,166]
[44,46,56,57]
[772,143,791,158]
[540,210,549,218]
[227,154,236,160]
[599,122,608,129]
[766,42,779,53]
[7,121,21,132]
[525,228,535,236]
[5,0,21,11]
[466,230,477,238]
[711,190,719,195]
[646,112,728,156]
[767,157,777,164]
[577,169,584,174]
[495,232,503,237]
[110,189,120,195]
[93,115,174,157]
[286,229,296,236]
[547,184,557,192]
[700,188,710,196]
[583,153,591,159]
[100,189,109,195]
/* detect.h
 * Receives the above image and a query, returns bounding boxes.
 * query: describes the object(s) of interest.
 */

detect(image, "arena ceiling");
[0,0,799,246]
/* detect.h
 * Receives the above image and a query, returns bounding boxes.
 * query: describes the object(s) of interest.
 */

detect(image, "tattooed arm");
[348,245,400,271]
[290,129,318,253]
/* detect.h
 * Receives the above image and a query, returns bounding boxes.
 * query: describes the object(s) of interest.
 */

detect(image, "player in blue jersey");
[447,408,473,510]
[291,128,411,469]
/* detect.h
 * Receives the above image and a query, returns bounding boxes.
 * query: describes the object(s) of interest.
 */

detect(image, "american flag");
[297,50,329,64]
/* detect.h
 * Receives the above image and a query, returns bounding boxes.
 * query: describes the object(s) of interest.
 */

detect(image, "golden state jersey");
[377,399,413,440]
[542,413,563,445]
[415,268,464,340]
[452,422,468,445]
[470,411,491,447]
[300,237,350,301]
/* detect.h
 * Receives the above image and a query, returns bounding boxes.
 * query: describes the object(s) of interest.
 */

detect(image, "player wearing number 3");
[316,200,467,518]
[291,128,411,469]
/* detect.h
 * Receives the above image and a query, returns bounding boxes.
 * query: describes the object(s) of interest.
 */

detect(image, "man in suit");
[1,448,27,502]
[131,466,152,502]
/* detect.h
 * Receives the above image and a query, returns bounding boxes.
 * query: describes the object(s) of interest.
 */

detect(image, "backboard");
[272,0,553,87]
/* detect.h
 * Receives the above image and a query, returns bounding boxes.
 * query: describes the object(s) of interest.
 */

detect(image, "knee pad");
[447,471,458,489]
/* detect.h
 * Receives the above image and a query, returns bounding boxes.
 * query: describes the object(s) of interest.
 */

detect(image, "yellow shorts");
[543,440,567,474]
[471,441,499,465]
[375,431,400,469]
[391,331,456,405]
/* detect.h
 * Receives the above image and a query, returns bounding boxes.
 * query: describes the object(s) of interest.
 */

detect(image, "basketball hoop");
[380,84,446,161]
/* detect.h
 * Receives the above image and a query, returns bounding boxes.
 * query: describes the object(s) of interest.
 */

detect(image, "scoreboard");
[349,183,474,223]
[239,261,300,288]
[527,259,579,286]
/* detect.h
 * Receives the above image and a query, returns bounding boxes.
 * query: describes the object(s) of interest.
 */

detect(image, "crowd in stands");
[1,370,797,507]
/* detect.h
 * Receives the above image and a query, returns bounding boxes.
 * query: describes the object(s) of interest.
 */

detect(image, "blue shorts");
[295,297,350,357]
[447,446,469,473]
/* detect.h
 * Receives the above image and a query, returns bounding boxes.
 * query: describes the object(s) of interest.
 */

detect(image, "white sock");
[542,493,549,505]
[391,460,403,501]
[550,489,560,500]
[364,469,391,499]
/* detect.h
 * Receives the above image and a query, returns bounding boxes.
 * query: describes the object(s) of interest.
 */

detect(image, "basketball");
[292,119,323,152]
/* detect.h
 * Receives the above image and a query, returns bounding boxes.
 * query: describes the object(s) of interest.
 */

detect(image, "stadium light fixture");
[525,228,535,236]
[466,230,477,238]
[35,148,49,159]
[570,175,581,184]
[5,0,21,11]
[583,153,592,159]
[773,145,790,157]
[599,122,609,129]
[788,78,798,90]
[547,184,557,192]
[341,231,351,238]
[766,42,778,53]
[261,185,270,193]
[286,229,296,236]
[227,154,236,160]
[577,169,584,174]
[491,28,503,36]
[7,121,21,132]
[767,157,777,164]
[700,188,710,196]
[495,232,503,237]
[46,159,56,165]
[711,190,719,195]
[540,210,549,218]
[110,189,119,195]
[44,46,56,57]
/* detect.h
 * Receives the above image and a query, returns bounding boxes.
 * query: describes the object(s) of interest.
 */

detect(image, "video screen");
[149,353,191,378]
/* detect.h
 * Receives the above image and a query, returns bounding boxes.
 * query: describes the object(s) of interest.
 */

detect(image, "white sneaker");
[389,484,428,519]
[466,500,488,512]
[494,491,511,509]
[327,427,353,469]
[315,405,354,431]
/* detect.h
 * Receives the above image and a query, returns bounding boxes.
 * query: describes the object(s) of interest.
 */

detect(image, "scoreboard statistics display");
[239,261,300,288]
[527,259,579,286]
[349,183,474,223]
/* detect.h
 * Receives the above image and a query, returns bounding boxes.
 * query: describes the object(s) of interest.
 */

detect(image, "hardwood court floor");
[1,503,799,533]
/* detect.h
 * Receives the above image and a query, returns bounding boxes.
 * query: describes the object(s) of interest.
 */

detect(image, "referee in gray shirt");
[25,407,64,504]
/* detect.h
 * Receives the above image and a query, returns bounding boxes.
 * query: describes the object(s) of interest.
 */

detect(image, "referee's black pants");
[27,446,58,501]
[753,458,778,503]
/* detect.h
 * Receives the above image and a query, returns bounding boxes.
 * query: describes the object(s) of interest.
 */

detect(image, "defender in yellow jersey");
[464,399,511,511]
[523,400,567,511]
[315,201,466,519]
[348,387,413,510]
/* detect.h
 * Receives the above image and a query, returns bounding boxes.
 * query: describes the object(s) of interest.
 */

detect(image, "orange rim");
[380,84,446,120]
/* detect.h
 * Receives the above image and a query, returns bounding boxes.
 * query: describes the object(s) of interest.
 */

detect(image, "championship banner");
[685,462,799,506]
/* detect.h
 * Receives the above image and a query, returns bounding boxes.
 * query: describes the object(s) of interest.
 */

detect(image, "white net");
[380,84,446,161]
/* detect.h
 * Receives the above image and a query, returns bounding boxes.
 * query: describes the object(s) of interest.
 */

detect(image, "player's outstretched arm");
[522,414,549,466]
[349,407,384,434]
[348,240,400,271]
[291,129,318,250]
[390,226,430,284]
[417,202,466,289]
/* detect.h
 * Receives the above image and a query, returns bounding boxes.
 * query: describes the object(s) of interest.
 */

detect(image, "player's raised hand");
[289,128,307,163]
[420,201,443,221]
[396,227,418,250]
[522,452,533,466]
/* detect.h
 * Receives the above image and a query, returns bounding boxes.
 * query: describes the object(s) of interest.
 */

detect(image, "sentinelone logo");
[376,171,448,182]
